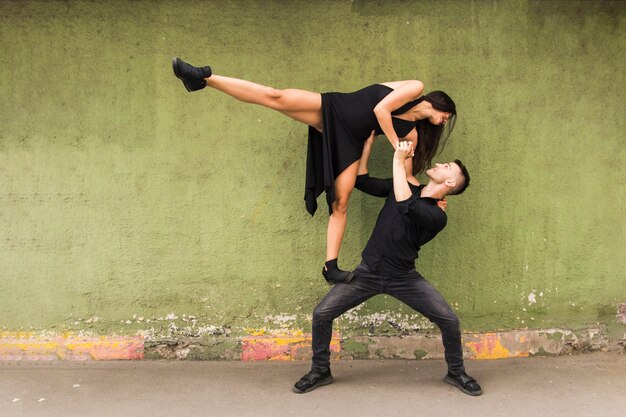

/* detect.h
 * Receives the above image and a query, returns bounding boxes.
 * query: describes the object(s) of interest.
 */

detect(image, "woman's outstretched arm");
[373,80,424,149]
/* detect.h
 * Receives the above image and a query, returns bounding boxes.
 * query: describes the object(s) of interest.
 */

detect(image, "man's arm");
[393,141,446,230]
[401,128,417,178]
[355,131,393,197]
[357,131,374,176]
[392,141,414,201]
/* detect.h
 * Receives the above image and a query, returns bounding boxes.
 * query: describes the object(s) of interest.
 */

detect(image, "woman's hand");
[393,140,414,161]
[437,198,448,212]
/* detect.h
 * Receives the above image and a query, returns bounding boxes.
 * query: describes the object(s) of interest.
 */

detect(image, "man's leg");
[387,273,482,396]
[312,276,376,369]
[293,273,378,393]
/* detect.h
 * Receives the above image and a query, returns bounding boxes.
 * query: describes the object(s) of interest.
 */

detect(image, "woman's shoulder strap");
[391,96,425,116]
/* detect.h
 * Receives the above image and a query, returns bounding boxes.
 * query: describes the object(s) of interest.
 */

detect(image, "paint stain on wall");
[0,332,144,360]
[464,333,529,360]
[241,331,340,361]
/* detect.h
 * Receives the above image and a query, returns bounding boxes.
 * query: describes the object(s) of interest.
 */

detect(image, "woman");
[172,58,457,283]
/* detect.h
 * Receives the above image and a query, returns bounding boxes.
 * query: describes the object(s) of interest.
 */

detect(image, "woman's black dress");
[305,84,422,215]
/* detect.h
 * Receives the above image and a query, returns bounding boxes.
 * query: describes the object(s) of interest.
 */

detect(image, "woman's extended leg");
[173,58,323,129]
[205,75,324,130]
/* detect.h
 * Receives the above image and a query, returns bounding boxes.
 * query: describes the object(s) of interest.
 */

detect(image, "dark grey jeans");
[311,264,465,375]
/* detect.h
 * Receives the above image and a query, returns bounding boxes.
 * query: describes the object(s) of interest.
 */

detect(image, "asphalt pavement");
[1,353,625,417]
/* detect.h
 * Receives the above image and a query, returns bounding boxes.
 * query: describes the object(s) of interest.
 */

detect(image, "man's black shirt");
[355,173,447,276]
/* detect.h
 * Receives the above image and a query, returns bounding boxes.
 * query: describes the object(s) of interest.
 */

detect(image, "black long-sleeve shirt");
[355,173,447,276]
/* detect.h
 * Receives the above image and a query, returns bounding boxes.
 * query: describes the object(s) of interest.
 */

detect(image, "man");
[293,137,482,396]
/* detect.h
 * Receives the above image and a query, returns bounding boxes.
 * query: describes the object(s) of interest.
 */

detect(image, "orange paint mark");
[242,332,341,361]
[0,333,144,361]
[464,333,529,360]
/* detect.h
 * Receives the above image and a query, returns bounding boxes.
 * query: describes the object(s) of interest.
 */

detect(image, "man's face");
[426,162,463,186]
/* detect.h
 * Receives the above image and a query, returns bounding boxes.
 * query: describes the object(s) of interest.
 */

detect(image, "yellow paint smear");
[464,333,529,360]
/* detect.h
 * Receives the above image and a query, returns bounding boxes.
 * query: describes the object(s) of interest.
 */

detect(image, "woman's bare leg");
[205,75,323,130]
[326,160,359,261]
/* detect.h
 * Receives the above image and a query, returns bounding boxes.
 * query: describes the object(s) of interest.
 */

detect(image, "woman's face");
[429,110,452,126]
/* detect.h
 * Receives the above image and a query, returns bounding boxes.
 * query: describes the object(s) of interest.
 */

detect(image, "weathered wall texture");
[1,1,624,355]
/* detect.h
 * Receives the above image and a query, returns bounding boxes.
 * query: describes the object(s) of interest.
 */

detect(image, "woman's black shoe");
[293,368,333,393]
[172,57,212,92]
[444,372,482,396]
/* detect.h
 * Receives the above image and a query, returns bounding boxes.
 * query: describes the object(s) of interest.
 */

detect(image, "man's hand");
[394,140,415,161]
[358,131,377,176]
[364,130,376,148]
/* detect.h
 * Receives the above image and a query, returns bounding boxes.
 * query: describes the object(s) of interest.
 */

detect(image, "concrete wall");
[1,1,624,352]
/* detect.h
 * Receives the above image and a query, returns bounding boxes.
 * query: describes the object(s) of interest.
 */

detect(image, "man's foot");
[172,57,212,92]
[444,372,482,396]
[293,368,333,394]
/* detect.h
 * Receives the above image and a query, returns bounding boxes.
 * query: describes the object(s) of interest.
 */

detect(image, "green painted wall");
[1,0,624,339]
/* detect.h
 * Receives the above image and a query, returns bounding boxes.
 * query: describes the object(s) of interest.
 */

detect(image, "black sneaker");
[444,372,482,396]
[322,266,354,285]
[293,368,334,393]
[172,57,212,92]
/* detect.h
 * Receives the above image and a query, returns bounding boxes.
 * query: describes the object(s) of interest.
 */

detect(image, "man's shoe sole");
[444,375,482,396]
[292,376,334,394]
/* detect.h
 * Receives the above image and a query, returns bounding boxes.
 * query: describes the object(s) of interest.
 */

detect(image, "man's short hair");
[448,159,470,195]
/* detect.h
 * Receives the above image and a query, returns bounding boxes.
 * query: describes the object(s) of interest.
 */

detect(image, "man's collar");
[416,185,445,203]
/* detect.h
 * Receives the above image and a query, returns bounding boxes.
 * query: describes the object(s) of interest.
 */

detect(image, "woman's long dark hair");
[412,91,457,174]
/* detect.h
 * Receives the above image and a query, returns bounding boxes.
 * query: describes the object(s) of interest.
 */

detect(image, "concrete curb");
[1,328,623,361]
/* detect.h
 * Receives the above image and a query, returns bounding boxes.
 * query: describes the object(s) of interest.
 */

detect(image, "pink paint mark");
[242,333,340,361]
[0,335,144,361]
